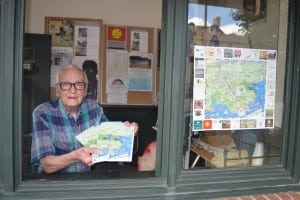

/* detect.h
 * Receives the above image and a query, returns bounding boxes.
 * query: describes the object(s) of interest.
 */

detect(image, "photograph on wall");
[74,25,100,59]
[128,52,153,91]
[130,29,148,52]
[46,18,74,47]
[192,46,277,131]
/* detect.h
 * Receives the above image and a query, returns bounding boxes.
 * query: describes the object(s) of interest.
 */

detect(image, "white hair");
[56,64,88,84]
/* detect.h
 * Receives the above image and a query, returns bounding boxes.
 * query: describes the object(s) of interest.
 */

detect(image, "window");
[1,0,300,199]
[22,0,162,180]
[184,0,285,170]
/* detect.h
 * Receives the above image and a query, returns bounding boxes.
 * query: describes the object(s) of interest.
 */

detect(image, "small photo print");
[194,100,203,109]
[221,120,231,129]
[194,68,204,78]
[240,119,257,128]
[224,48,233,58]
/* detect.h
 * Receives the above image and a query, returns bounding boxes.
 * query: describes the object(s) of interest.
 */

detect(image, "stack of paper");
[76,122,134,164]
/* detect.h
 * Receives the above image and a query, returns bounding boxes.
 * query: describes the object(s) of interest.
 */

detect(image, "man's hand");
[75,147,100,166]
[124,121,139,136]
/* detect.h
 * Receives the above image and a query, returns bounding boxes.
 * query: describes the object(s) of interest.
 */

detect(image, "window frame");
[1,0,300,199]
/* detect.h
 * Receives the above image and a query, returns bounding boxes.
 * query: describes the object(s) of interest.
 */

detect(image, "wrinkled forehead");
[59,67,85,82]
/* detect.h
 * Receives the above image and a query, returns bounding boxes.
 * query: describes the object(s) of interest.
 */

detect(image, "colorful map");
[192,46,277,131]
[205,60,266,119]
[76,122,134,163]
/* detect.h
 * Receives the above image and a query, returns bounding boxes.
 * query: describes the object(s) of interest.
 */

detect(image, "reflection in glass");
[184,0,284,170]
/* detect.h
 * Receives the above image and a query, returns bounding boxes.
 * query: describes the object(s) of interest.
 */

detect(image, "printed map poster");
[192,46,277,131]
[76,122,134,163]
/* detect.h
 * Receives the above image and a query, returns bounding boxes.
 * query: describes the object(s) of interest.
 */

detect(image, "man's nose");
[70,84,77,92]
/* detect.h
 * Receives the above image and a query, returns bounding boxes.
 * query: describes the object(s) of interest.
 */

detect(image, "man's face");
[56,67,87,109]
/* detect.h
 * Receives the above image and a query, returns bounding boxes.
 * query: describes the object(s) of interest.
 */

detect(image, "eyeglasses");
[58,82,86,91]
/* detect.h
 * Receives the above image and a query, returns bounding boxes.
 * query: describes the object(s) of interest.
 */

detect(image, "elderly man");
[31,64,138,174]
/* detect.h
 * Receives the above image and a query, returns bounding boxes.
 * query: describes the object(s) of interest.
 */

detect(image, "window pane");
[183,0,286,170]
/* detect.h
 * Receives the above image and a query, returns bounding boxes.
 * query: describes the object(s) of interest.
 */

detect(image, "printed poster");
[107,26,127,49]
[130,29,148,52]
[47,19,74,47]
[74,25,100,59]
[192,46,277,131]
[50,47,73,86]
[128,52,153,91]
[106,49,129,104]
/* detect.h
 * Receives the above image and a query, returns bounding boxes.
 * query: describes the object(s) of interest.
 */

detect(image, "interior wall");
[25,0,162,33]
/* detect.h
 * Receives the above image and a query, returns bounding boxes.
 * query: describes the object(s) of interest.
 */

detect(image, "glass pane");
[184,0,286,169]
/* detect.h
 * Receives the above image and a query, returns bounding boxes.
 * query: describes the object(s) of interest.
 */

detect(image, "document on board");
[76,122,134,164]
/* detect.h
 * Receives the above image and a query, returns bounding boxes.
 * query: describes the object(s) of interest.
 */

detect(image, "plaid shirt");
[31,98,108,173]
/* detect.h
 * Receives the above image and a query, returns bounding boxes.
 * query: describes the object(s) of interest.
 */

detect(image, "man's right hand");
[75,147,100,166]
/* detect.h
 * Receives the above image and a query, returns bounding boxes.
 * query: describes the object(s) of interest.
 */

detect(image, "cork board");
[44,16,103,100]
[101,25,159,105]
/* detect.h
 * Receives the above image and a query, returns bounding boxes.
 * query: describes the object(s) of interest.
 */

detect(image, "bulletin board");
[44,17,103,100]
[101,25,159,105]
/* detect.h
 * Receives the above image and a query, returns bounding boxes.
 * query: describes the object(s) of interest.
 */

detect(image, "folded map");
[76,122,134,164]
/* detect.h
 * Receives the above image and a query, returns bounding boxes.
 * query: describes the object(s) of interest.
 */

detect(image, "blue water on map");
[94,135,133,159]
[205,80,265,119]
[111,136,133,156]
